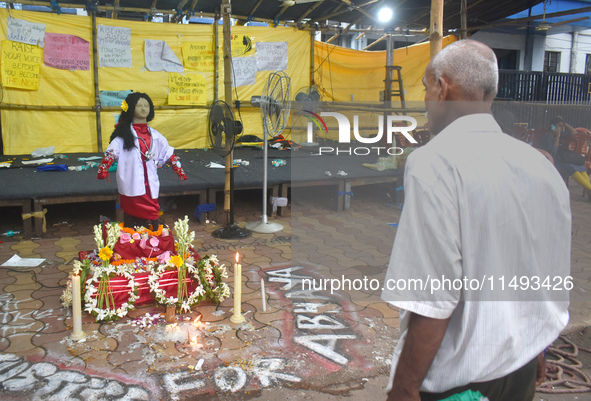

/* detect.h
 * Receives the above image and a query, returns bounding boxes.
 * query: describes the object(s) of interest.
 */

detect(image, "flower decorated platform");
[61,216,230,321]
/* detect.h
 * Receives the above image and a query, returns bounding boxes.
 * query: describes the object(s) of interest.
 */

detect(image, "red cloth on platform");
[113,234,175,260]
[87,270,201,307]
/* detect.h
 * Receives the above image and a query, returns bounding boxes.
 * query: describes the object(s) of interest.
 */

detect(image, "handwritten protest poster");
[182,41,215,70]
[7,18,45,48]
[97,25,132,68]
[100,90,133,107]
[256,42,288,71]
[1,40,41,90]
[44,33,89,70]
[168,73,207,105]
[144,40,183,72]
[226,35,253,57]
[232,56,257,87]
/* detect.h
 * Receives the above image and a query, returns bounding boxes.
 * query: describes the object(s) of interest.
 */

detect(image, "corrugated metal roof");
[11,0,545,31]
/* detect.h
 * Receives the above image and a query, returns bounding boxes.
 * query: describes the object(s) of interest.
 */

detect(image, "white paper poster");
[256,42,288,72]
[97,25,132,68]
[7,18,45,48]
[232,56,257,87]
[144,40,184,72]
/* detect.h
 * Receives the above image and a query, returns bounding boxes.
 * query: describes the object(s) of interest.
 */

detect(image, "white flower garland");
[63,218,229,321]
[83,263,139,321]
[148,259,206,312]
[199,255,231,303]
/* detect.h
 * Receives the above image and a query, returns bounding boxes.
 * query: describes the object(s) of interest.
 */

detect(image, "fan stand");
[212,139,251,239]
[245,125,283,233]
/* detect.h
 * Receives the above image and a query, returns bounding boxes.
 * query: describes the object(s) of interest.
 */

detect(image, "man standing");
[382,40,571,401]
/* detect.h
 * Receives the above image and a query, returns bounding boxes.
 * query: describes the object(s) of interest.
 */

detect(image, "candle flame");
[165,323,179,332]
[193,315,202,327]
[235,252,239,263]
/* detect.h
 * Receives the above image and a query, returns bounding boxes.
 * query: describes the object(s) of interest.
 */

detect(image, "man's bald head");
[426,40,498,101]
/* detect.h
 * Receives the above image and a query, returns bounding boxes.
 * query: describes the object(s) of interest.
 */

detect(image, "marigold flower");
[170,255,183,267]
[121,100,129,112]
[98,247,113,261]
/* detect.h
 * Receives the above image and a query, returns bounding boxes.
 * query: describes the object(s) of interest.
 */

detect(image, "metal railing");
[495,70,591,129]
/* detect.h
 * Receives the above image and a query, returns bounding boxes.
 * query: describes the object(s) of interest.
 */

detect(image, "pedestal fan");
[246,71,291,233]
[208,100,251,239]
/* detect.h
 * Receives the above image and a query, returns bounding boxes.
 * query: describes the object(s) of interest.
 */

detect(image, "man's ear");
[437,76,449,101]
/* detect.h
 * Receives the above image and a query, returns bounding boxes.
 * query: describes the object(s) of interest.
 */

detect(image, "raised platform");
[0,146,403,238]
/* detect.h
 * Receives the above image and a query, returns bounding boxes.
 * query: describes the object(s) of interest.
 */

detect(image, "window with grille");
[544,51,561,72]
[586,54,591,75]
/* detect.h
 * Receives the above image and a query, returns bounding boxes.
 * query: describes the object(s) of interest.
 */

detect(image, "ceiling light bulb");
[378,7,393,23]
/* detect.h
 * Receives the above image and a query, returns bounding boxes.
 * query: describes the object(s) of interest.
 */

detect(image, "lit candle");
[70,273,86,341]
[230,252,245,324]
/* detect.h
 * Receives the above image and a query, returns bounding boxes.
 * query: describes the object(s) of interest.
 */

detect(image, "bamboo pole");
[248,0,264,16]
[214,13,219,101]
[5,0,301,27]
[91,9,103,152]
[362,34,387,50]
[320,26,426,34]
[326,33,339,44]
[0,104,211,111]
[113,0,119,19]
[430,0,443,58]
[222,0,233,226]
[310,29,315,86]
[4,0,433,34]
[296,1,325,23]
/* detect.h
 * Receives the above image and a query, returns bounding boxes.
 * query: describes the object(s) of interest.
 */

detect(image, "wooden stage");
[0,146,403,238]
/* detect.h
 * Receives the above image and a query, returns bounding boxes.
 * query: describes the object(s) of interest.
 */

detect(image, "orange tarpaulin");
[314,36,456,103]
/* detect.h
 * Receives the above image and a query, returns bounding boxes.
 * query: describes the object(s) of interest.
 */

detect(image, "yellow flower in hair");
[121,100,129,112]
[170,255,183,267]
[98,247,113,261]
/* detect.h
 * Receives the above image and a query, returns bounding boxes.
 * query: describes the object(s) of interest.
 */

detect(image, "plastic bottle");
[68,165,89,171]
[2,230,21,237]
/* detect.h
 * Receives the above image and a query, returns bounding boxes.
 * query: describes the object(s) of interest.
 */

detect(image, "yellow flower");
[170,255,183,267]
[98,247,113,261]
[121,100,129,112]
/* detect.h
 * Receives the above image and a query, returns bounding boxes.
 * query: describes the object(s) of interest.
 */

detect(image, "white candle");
[261,278,267,312]
[230,252,245,324]
[70,274,86,341]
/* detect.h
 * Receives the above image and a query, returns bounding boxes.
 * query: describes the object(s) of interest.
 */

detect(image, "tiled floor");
[0,183,589,400]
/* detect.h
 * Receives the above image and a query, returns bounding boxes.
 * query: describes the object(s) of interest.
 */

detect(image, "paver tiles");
[0,183,590,400]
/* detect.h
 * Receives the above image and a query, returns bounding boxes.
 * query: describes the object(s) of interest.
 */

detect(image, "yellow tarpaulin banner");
[1,39,41,90]
[0,7,452,155]
[0,10,310,154]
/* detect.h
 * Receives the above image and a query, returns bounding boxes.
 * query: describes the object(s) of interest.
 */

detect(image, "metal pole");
[430,0,443,59]
[386,34,393,104]
[261,120,269,224]
[91,9,103,152]
[460,0,468,39]
[222,0,232,226]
